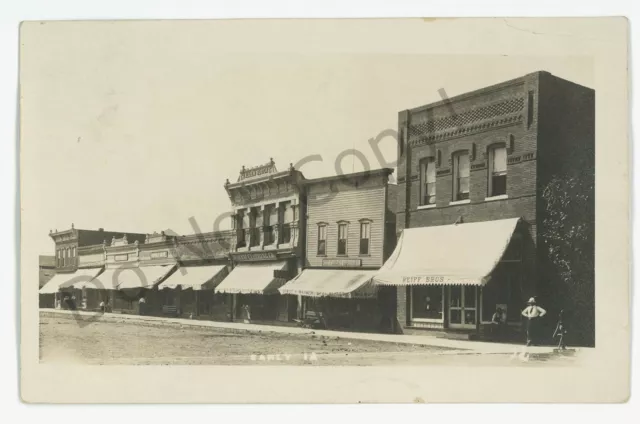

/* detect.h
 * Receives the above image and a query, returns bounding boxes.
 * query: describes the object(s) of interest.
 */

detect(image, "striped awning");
[373,218,521,286]
[214,261,288,295]
[279,269,377,298]
[39,268,103,294]
[157,265,228,290]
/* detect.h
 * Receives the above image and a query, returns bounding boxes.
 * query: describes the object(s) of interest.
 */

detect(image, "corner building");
[379,71,594,340]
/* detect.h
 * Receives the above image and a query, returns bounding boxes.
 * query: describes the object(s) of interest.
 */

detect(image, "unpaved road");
[39,314,571,366]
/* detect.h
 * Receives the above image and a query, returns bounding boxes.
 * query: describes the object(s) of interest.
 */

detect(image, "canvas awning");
[373,218,521,286]
[157,265,228,290]
[214,261,288,295]
[39,268,103,294]
[79,265,176,290]
[278,269,377,298]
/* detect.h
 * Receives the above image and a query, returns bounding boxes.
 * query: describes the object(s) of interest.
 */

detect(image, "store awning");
[39,268,103,294]
[215,261,288,295]
[279,269,377,298]
[373,218,521,287]
[79,265,176,290]
[157,265,228,290]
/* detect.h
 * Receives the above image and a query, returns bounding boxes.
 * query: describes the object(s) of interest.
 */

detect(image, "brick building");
[375,71,595,342]
[279,169,398,331]
[40,226,148,309]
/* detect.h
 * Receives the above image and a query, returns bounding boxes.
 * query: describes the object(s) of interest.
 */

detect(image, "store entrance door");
[448,286,477,329]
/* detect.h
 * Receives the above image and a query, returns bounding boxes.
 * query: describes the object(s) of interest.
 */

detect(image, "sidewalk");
[40,308,570,355]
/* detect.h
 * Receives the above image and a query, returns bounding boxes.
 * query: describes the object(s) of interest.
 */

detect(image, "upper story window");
[359,220,371,255]
[317,223,327,256]
[420,157,436,205]
[452,151,470,201]
[488,145,507,197]
[337,222,348,256]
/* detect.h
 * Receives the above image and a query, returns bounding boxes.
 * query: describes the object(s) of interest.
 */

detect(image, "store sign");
[150,251,169,259]
[234,252,278,262]
[322,258,361,268]
[114,254,129,262]
[401,275,445,284]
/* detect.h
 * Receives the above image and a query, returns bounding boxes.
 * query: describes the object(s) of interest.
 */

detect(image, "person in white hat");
[521,297,546,346]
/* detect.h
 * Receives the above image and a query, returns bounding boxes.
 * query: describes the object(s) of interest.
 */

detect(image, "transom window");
[317,224,327,256]
[452,151,470,201]
[337,223,348,256]
[359,221,371,255]
[488,145,507,197]
[420,157,436,205]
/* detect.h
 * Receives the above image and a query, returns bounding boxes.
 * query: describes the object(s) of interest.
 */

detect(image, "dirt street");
[39,314,568,366]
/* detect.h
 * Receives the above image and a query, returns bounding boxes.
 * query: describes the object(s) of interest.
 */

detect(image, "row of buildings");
[39,71,595,344]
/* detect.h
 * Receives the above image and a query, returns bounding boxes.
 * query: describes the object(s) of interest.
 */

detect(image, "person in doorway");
[99,300,106,313]
[491,307,506,340]
[139,296,146,316]
[521,297,547,346]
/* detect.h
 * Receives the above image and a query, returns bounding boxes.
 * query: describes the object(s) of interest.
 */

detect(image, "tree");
[540,173,595,346]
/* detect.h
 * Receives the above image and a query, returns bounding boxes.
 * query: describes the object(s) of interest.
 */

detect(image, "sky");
[20,20,594,255]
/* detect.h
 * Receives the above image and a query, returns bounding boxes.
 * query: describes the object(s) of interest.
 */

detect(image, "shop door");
[448,286,477,329]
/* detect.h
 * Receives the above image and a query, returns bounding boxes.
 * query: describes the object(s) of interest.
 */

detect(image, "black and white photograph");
[18,17,629,404]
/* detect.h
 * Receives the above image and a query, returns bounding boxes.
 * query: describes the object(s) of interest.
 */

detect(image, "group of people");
[490,297,567,348]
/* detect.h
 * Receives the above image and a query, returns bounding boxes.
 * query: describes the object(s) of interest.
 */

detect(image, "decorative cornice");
[408,97,525,146]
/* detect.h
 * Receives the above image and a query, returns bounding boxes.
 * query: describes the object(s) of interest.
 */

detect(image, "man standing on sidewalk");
[521,297,546,346]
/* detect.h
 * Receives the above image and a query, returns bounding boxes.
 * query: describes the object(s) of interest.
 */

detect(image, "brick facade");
[393,71,595,339]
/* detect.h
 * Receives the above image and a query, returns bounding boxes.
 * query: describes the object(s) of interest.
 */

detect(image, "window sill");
[484,194,508,202]
[316,254,327,257]
[449,199,470,206]
[358,254,371,257]
[417,204,437,210]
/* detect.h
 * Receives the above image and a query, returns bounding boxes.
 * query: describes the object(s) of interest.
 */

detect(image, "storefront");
[88,264,176,314]
[157,264,230,319]
[39,268,104,310]
[279,268,380,331]
[215,253,298,324]
[374,217,529,338]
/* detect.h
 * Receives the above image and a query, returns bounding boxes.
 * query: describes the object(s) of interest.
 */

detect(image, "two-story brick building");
[215,160,306,324]
[279,169,398,332]
[375,71,595,342]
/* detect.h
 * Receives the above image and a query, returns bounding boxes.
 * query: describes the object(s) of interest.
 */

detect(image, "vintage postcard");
[19,18,629,403]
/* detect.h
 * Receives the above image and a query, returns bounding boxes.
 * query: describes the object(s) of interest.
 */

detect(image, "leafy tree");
[540,173,595,346]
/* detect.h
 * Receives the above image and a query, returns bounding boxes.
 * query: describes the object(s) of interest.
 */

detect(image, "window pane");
[450,286,462,307]
[492,147,507,173]
[491,174,507,196]
[464,286,477,308]
[317,239,326,255]
[457,153,470,177]
[426,159,436,183]
[338,239,347,255]
[412,286,443,319]
[359,238,369,255]
[458,176,470,194]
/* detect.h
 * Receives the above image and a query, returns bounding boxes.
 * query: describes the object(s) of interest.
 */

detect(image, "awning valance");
[214,261,288,295]
[78,265,176,290]
[373,218,521,287]
[39,268,104,294]
[279,269,377,298]
[157,265,228,290]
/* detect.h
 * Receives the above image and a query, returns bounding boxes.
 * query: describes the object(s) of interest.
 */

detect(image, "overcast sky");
[20,20,594,255]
